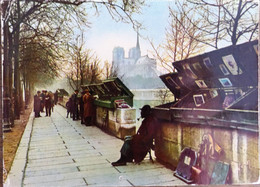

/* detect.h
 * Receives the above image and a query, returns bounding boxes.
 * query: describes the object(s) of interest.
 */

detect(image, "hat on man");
[140,105,151,112]
[140,105,151,117]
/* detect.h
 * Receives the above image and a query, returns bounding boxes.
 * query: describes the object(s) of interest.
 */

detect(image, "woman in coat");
[83,90,95,126]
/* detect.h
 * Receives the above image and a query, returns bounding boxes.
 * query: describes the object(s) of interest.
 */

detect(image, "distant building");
[112,33,164,89]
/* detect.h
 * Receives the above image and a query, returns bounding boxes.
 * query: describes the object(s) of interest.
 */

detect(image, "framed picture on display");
[218,78,233,87]
[193,94,205,107]
[219,64,230,75]
[195,80,208,88]
[203,57,213,69]
[222,55,243,75]
[183,63,198,79]
[209,89,218,98]
[165,76,179,89]
[223,94,235,108]
[178,76,185,85]
[193,62,203,73]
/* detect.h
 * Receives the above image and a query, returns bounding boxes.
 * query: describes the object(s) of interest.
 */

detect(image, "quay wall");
[155,121,259,184]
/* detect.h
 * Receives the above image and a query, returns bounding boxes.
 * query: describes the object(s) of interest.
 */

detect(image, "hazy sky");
[85,1,171,62]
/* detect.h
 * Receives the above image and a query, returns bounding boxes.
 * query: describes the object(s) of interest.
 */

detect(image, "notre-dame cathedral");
[112,34,164,89]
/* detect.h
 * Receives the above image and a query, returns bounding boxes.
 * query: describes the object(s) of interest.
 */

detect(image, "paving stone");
[27,156,73,166]
[25,165,79,177]
[73,156,108,165]
[78,162,112,171]
[24,178,86,187]
[23,171,82,185]
[26,162,77,172]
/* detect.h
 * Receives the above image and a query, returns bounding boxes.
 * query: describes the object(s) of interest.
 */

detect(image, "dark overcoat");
[34,95,41,113]
[131,115,158,163]
[83,93,95,118]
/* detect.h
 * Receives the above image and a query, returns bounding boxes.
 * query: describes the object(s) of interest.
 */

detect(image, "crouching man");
[111,105,158,166]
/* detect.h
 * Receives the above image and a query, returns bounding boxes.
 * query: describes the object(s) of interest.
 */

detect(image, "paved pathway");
[5,105,187,187]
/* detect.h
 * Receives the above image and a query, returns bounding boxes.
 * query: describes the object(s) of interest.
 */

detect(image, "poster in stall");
[182,63,198,79]
[193,94,205,107]
[218,78,233,87]
[219,64,230,75]
[195,80,208,89]
[222,55,243,75]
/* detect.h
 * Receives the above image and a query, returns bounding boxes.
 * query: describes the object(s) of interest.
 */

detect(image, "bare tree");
[64,33,103,90]
[183,0,258,48]
[155,89,174,105]
[103,60,123,79]
[150,1,205,73]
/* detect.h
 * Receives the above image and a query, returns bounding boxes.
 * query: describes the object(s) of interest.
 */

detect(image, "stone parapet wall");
[96,106,136,139]
[155,121,259,184]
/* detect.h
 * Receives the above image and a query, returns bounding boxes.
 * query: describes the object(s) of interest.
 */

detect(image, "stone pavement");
[5,105,187,187]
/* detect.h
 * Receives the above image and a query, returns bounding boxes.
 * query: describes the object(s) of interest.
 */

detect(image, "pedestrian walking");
[54,90,58,105]
[45,91,52,117]
[71,90,79,120]
[66,97,73,118]
[34,91,41,117]
[79,91,85,124]
[40,90,46,112]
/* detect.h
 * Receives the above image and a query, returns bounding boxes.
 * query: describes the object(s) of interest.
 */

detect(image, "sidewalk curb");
[4,111,35,187]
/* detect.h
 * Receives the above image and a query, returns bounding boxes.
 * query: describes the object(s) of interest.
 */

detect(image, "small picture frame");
[183,63,198,79]
[209,89,218,98]
[219,78,233,87]
[165,76,179,88]
[219,64,230,75]
[222,54,243,75]
[193,62,203,73]
[203,57,213,69]
[178,76,185,85]
[193,94,205,107]
[195,80,208,88]
[223,94,235,108]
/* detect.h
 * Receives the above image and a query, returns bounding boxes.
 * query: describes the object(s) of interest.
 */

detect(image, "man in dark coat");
[40,90,46,112]
[54,91,58,105]
[34,91,41,117]
[111,105,158,166]
[45,91,52,116]
[71,89,79,120]
[79,90,85,124]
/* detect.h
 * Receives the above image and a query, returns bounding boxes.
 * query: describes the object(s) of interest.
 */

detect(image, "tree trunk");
[14,0,21,119]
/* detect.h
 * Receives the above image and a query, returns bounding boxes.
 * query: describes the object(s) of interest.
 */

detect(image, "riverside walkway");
[5,105,186,187]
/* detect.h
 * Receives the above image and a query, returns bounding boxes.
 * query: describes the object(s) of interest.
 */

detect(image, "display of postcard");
[223,94,235,108]
[209,89,218,98]
[253,44,258,55]
[178,76,185,85]
[218,78,233,87]
[193,62,203,73]
[183,63,198,79]
[203,57,213,69]
[195,80,208,88]
[222,55,243,75]
[219,64,230,75]
[165,76,179,88]
[193,94,205,107]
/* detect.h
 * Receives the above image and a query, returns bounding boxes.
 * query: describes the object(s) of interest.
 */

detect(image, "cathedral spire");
[136,31,141,59]
[136,31,140,50]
